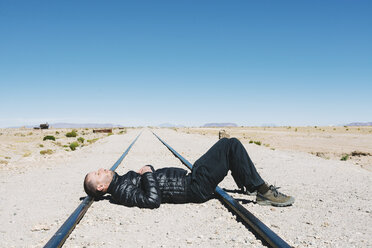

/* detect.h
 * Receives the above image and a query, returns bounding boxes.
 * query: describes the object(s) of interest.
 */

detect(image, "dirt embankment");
[0,127,129,171]
[0,128,371,247]
[176,126,372,171]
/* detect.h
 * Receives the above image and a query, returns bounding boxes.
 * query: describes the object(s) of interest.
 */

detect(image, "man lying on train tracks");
[84,138,295,209]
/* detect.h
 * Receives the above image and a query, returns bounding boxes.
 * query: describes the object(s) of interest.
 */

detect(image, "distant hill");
[260,123,278,127]
[345,122,372,126]
[202,123,238,127]
[50,123,124,128]
[158,123,185,128]
[11,123,124,128]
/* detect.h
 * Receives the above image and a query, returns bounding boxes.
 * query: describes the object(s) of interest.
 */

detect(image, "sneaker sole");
[256,197,295,207]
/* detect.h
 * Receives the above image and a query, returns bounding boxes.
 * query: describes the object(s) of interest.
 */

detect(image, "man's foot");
[256,185,295,207]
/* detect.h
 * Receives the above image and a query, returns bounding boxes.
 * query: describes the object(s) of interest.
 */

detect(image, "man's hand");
[137,165,152,175]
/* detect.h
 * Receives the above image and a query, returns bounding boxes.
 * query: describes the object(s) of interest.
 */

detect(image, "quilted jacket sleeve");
[114,171,161,209]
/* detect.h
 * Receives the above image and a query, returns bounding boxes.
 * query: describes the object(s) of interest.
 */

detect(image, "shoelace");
[239,187,256,196]
[269,185,287,197]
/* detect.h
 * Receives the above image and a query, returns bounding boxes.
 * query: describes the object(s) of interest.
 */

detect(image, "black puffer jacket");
[107,166,192,209]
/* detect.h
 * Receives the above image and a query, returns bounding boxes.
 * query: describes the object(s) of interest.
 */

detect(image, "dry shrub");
[23,152,32,157]
[69,142,79,151]
[40,149,53,155]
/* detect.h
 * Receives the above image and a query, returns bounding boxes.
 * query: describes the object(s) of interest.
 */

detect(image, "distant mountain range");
[51,123,125,128]
[202,123,238,127]
[12,123,124,128]
[345,122,372,126]
[158,123,186,128]
[157,123,239,128]
[11,121,370,129]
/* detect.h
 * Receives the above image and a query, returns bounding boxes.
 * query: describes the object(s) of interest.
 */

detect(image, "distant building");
[34,123,49,129]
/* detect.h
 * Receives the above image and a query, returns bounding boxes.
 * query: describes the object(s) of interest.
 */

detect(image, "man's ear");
[96,184,104,192]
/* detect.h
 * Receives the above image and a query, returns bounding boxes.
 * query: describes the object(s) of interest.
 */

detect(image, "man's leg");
[189,138,265,202]
[189,138,295,207]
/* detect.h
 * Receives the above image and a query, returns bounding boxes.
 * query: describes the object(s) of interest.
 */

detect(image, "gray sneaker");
[256,185,295,207]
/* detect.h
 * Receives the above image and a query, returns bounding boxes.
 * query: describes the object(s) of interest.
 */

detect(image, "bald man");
[84,138,294,208]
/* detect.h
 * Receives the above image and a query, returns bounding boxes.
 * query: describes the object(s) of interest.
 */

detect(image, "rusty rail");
[152,131,291,248]
[44,132,141,248]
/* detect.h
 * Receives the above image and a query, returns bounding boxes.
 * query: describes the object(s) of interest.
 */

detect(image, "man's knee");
[219,137,240,145]
[219,137,230,143]
[229,137,242,147]
[217,137,242,149]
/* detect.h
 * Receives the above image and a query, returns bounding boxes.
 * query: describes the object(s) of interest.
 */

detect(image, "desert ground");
[178,126,372,171]
[0,127,371,247]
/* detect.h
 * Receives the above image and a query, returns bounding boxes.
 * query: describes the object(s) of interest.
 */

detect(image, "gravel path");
[0,128,371,247]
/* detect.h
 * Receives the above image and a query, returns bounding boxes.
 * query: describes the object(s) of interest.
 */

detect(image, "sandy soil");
[0,127,127,170]
[178,126,372,171]
[0,128,371,247]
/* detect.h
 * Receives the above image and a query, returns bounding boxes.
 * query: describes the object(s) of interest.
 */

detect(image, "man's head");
[84,168,114,198]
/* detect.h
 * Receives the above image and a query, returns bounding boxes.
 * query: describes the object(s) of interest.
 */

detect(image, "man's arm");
[112,169,161,209]
[137,165,153,175]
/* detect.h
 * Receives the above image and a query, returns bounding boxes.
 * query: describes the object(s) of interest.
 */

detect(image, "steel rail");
[152,132,290,248]
[44,132,141,248]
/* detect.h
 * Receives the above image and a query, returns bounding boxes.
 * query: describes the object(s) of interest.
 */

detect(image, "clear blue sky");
[0,1,371,127]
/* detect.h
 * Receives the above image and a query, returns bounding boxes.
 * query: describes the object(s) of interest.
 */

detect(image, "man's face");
[87,168,114,191]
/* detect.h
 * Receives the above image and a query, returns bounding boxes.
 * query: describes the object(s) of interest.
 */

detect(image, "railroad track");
[152,131,290,248]
[44,133,141,248]
[44,130,290,248]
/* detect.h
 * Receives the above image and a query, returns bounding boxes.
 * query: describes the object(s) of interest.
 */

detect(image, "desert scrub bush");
[55,131,60,135]
[5,156,11,159]
[119,130,127,134]
[249,140,261,146]
[87,138,99,144]
[40,149,53,155]
[39,144,44,148]
[69,142,79,151]
[107,133,113,136]
[28,132,33,135]
[340,154,349,161]
[23,152,31,157]
[0,160,8,165]
[77,137,85,143]
[66,131,77,137]
[43,135,56,141]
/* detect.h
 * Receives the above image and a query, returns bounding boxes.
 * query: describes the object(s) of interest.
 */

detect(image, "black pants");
[189,138,265,202]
